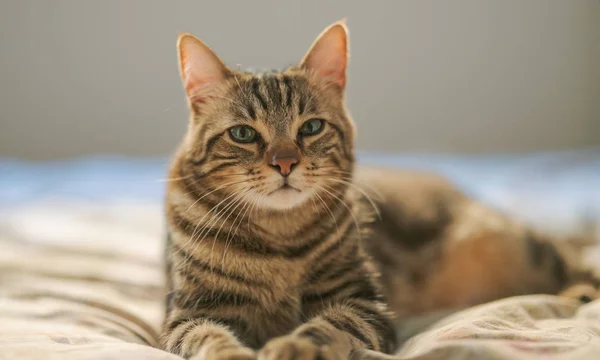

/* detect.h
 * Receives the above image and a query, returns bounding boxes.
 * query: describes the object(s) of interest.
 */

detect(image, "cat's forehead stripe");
[282,75,293,108]
[250,78,269,111]
[234,72,315,126]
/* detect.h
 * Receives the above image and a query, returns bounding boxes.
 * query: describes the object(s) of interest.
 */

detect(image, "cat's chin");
[257,187,312,211]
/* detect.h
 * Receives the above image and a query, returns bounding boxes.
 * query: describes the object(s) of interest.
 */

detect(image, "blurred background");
[0,0,599,234]
[1,0,599,159]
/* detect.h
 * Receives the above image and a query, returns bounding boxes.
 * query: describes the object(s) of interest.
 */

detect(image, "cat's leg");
[558,268,600,303]
[162,312,255,360]
[258,265,397,360]
[517,229,600,303]
[560,282,600,303]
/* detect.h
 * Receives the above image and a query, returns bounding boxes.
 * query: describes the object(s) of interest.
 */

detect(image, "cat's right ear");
[177,33,230,105]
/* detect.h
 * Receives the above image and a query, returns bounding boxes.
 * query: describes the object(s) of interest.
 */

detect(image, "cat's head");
[174,21,355,211]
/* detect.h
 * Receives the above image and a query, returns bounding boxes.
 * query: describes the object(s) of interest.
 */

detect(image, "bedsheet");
[1,149,599,359]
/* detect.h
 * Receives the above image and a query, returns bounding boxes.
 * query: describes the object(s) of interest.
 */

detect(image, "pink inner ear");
[179,35,227,99]
[184,74,221,98]
[181,60,222,98]
[309,54,346,88]
[302,25,348,88]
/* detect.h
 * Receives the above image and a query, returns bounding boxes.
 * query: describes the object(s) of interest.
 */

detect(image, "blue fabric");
[1,149,599,231]
[359,149,600,232]
[0,157,170,206]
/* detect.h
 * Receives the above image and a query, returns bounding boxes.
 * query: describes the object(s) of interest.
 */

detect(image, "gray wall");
[1,0,598,160]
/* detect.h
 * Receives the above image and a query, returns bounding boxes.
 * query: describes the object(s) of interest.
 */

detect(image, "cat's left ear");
[300,19,349,90]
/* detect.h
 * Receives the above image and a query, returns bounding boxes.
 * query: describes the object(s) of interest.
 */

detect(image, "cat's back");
[357,166,575,320]
[354,165,467,229]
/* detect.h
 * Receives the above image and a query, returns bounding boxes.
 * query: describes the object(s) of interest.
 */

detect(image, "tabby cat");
[162,20,599,360]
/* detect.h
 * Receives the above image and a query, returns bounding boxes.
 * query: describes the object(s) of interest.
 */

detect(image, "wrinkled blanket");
[1,202,599,360]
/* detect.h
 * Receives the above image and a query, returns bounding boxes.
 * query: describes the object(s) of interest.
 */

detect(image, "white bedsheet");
[1,202,599,359]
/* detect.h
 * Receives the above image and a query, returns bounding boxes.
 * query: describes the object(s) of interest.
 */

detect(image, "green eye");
[229,125,257,143]
[299,119,324,136]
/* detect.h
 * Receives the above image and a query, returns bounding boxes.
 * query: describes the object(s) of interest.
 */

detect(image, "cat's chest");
[241,300,302,348]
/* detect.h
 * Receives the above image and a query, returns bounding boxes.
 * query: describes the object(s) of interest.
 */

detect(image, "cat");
[161,20,599,360]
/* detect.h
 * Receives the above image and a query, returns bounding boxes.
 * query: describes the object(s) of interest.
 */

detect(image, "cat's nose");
[268,143,300,177]
[271,157,298,177]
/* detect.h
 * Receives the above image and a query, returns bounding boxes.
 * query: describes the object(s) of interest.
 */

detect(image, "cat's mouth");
[268,184,301,195]
[257,181,311,210]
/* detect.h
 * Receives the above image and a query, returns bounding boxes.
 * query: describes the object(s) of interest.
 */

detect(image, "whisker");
[312,187,339,235]
[317,184,361,235]
[321,170,384,200]
[174,173,249,199]
[185,180,245,213]
[168,182,244,262]
[222,190,261,267]
[211,189,252,264]
[181,189,249,273]
[173,189,242,269]
[221,198,252,266]
[204,189,252,268]
[316,167,353,174]
[247,188,263,231]
[325,178,382,220]
[192,189,245,243]
[156,174,194,183]
[308,193,318,215]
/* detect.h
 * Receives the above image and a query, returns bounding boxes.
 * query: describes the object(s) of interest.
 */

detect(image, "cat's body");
[359,168,595,319]
[162,21,598,360]
[165,155,393,356]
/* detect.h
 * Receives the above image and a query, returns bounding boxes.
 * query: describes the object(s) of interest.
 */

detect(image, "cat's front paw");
[258,336,343,360]
[190,345,256,360]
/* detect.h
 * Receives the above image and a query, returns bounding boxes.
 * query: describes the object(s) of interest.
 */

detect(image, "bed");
[1,149,599,359]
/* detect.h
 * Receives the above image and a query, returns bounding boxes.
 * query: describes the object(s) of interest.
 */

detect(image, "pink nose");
[271,156,298,176]
[268,143,300,177]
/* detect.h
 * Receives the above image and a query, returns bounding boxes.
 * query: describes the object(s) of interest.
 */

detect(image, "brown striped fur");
[357,168,599,324]
[161,21,599,359]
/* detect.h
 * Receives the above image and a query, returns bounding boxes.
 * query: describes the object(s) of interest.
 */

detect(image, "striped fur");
[162,22,599,360]
[356,168,600,325]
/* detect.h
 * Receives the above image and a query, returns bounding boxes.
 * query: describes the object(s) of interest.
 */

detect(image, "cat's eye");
[229,125,257,143]
[299,119,324,136]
